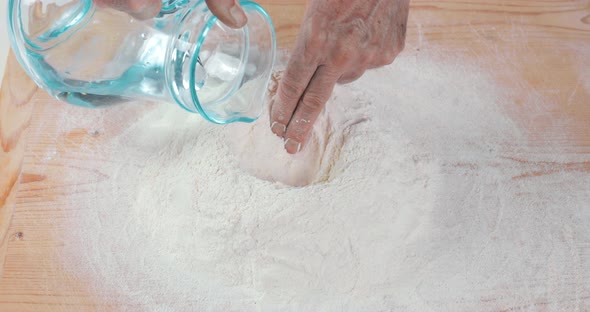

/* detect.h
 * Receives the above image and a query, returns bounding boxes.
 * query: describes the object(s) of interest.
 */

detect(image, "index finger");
[270,47,318,137]
[283,65,339,154]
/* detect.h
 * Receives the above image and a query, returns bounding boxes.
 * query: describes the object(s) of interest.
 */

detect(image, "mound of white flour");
[61,54,590,311]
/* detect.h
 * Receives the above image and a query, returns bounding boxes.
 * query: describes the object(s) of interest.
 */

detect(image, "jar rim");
[168,0,277,124]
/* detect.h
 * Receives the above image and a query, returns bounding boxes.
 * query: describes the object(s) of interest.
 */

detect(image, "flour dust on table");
[60,54,590,311]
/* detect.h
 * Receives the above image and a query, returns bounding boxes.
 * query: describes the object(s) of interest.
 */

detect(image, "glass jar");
[7,0,276,123]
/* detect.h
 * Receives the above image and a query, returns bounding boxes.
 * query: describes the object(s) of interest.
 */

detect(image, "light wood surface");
[1,0,589,310]
[0,51,38,280]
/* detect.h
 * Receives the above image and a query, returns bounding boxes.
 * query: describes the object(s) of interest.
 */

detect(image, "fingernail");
[271,121,286,137]
[284,138,301,154]
[229,4,247,28]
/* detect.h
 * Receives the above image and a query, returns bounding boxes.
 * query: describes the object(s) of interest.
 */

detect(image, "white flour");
[60,54,590,311]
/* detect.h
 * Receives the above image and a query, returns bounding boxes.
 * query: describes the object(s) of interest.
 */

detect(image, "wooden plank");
[0,51,38,279]
[0,0,589,310]
[0,3,307,308]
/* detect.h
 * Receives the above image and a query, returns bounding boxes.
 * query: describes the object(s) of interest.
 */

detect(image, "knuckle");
[301,93,325,112]
[349,18,369,37]
[278,78,304,102]
[350,69,365,80]
[332,49,355,67]
[306,31,325,52]
[302,44,324,64]
[381,48,399,65]
[302,47,319,64]
[339,69,364,84]
[300,23,326,62]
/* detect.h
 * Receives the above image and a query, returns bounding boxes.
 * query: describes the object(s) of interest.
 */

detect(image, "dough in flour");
[227,101,347,187]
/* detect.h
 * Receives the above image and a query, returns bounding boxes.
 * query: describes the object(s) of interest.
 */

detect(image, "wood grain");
[0,51,37,279]
[0,0,589,310]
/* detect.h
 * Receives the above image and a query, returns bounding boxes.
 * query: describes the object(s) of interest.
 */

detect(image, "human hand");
[93,0,248,28]
[270,0,410,154]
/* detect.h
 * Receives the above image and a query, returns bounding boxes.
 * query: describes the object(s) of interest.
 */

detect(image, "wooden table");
[1,0,589,310]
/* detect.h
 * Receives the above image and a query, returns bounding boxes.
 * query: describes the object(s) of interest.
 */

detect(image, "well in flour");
[58,54,590,311]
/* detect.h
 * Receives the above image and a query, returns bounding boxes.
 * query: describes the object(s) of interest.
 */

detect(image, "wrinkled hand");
[270,0,409,154]
[93,0,247,28]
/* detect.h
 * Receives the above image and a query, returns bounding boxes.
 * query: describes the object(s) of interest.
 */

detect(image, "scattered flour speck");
[60,55,590,311]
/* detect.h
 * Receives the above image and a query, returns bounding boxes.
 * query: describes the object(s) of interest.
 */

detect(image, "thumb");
[205,0,248,29]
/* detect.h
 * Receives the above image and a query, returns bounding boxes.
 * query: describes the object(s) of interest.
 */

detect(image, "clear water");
[25,10,205,108]
[20,6,258,120]
[43,61,168,107]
